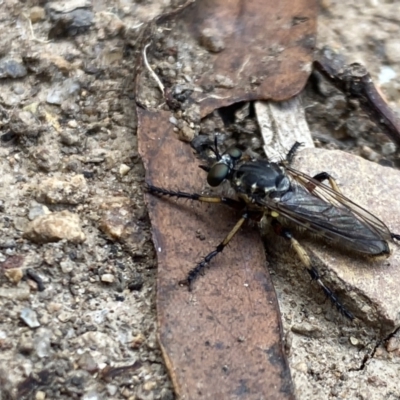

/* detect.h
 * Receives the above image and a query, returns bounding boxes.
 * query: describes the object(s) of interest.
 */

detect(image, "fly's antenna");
[213,135,221,160]
[199,165,210,172]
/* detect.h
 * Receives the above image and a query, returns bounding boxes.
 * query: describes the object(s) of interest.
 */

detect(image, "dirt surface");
[0,1,399,400]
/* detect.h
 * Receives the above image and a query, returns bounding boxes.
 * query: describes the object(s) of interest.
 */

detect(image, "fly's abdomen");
[277,184,391,256]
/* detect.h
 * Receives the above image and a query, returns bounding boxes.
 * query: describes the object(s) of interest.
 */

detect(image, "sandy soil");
[0,1,399,399]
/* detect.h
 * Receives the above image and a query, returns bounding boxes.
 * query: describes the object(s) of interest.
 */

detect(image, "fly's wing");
[260,167,391,255]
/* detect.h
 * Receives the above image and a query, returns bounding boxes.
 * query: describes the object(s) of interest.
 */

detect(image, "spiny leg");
[285,142,303,165]
[146,183,244,210]
[181,213,248,290]
[312,172,342,194]
[271,219,354,320]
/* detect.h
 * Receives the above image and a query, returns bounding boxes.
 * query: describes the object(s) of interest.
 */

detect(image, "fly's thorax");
[231,160,291,199]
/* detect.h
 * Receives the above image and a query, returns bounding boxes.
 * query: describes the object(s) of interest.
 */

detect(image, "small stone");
[24,210,86,243]
[0,284,30,300]
[214,74,235,88]
[4,268,23,284]
[60,129,80,146]
[47,302,62,313]
[60,258,75,273]
[18,332,34,354]
[31,145,61,172]
[360,145,380,162]
[57,311,72,323]
[143,380,158,391]
[199,28,225,53]
[99,197,133,239]
[34,331,51,357]
[82,391,101,400]
[0,59,27,79]
[350,336,359,346]
[386,335,400,352]
[128,274,144,292]
[385,38,400,64]
[291,323,322,338]
[381,141,396,156]
[46,79,80,105]
[35,390,46,400]
[107,385,118,396]
[130,333,145,349]
[34,175,88,205]
[101,273,115,283]
[9,110,40,137]
[178,121,195,142]
[293,362,308,373]
[77,351,98,373]
[30,7,46,23]
[119,163,131,176]
[20,308,41,328]
[28,205,50,221]
[160,388,174,400]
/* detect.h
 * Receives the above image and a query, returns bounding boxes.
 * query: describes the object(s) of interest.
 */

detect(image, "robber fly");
[147,140,400,320]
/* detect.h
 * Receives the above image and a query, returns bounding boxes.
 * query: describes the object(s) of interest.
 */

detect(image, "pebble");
[60,258,75,273]
[291,322,322,338]
[214,74,235,88]
[381,141,396,156]
[0,284,30,300]
[199,28,225,53]
[99,197,132,239]
[384,38,400,64]
[360,145,380,162]
[28,204,50,221]
[101,273,115,283]
[24,210,86,243]
[119,163,131,176]
[293,362,308,373]
[34,331,51,357]
[47,302,62,313]
[35,391,46,400]
[178,121,195,142]
[9,110,40,137]
[20,308,41,328]
[18,332,34,354]
[349,336,359,346]
[35,175,88,205]
[46,78,80,105]
[0,58,27,79]
[77,351,98,373]
[31,145,61,172]
[386,335,400,352]
[30,6,46,23]
[58,311,73,323]
[107,384,118,396]
[4,268,23,284]
[143,380,158,391]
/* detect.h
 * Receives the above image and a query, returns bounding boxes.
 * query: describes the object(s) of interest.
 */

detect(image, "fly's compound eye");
[226,147,242,160]
[207,163,229,187]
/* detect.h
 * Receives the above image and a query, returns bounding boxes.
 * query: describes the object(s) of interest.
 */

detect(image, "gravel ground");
[0,1,399,400]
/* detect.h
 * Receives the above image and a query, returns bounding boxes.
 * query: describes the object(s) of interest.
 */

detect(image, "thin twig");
[23,14,51,44]
[143,43,165,94]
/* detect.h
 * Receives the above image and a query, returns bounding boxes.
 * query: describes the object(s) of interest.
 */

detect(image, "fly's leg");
[271,219,354,320]
[180,213,248,290]
[146,184,244,210]
[312,172,342,194]
[285,142,303,164]
[147,183,250,288]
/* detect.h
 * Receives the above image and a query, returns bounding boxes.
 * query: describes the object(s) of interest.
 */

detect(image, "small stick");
[143,43,165,95]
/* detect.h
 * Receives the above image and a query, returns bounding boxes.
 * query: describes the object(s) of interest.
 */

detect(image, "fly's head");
[205,147,243,187]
